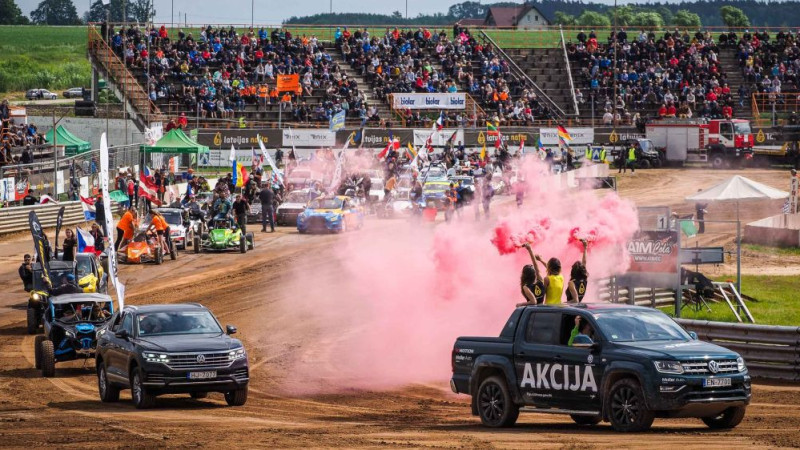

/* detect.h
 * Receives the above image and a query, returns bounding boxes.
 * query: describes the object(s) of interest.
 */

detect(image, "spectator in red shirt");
[666,104,677,117]
[178,113,188,128]
[658,104,667,117]
[722,104,733,119]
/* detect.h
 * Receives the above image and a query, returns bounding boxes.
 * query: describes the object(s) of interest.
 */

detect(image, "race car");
[153,207,189,250]
[297,196,364,234]
[193,218,254,253]
[119,230,176,264]
[34,293,114,377]
[26,256,106,335]
[423,180,452,210]
[276,189,310,226]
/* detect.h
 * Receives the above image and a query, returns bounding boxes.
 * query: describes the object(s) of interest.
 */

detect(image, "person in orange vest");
[280,92,292,111]
[147,210,171,254]
[258,84,269,111]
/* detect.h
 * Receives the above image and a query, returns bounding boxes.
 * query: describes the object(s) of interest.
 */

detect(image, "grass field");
[0,26,89,94]
[658,275,800,326]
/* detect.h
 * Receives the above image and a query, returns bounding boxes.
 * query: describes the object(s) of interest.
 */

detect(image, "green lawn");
[0,26,89,94]
[658,275,800,326]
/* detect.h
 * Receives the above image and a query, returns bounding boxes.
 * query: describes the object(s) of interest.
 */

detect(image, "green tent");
[44,125,91,156]
[140,128,209,154]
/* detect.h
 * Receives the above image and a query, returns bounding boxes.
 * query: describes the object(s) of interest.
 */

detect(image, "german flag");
[487,121,499,136]
[557,125,572,141]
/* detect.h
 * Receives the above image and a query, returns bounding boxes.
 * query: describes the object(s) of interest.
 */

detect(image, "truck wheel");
[710,153,726,169]
[34,335,45,369]
[570,414,602,425]
[131,369,156,409]
[701,406,746,429]
[40,339,55,378]
[97,364,120,402]
[239,236,247,253]
[27,308,38,334]
[608,378,654,432]
[477,376,519,428]
[193,236,200,253]
[224,388,248,406]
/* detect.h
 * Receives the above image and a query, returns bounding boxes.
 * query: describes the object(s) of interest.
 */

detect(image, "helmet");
[66,273,76,282]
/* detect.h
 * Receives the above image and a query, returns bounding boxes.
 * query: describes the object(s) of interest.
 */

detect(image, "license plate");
[703,377,731,388]
[187,371,216,380]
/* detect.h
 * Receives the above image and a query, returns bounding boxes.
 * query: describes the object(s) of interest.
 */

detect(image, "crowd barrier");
[0,202,86,235]
[676,319,800,382]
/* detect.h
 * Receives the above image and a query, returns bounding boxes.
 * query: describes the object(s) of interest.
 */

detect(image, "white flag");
[100,133,125,310]
[257,135,283,185]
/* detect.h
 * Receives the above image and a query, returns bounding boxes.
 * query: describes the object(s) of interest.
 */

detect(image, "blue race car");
[297,195,364,234]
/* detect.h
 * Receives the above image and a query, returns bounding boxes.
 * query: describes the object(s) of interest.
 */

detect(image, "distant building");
[483,3,550,30]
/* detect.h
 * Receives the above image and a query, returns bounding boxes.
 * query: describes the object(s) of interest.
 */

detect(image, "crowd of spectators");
[336,25,557,127]
[1,100,46,168]
[569,28,737,124]
[733,29,800,108]
[103,23,373,126]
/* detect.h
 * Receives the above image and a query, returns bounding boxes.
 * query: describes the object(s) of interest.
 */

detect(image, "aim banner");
[28,211,52,288]
[54,206,65,254]
[99,133,125,309]
[617,230,680,289]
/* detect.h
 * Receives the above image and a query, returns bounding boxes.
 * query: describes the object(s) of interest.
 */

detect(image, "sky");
[16,0,697,24]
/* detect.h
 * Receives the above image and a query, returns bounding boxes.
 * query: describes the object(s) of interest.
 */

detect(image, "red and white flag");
[77,228,96,254]
[138,173,162,206]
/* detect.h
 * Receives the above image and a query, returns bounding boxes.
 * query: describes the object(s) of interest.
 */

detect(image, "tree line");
[0,0,153,26]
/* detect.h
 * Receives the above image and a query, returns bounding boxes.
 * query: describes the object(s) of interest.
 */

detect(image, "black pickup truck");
[451,304,750,432]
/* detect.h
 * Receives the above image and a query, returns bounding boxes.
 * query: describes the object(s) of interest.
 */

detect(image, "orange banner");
[276,74,301,93]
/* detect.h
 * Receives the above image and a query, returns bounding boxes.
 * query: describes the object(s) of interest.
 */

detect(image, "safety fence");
[675,319,800,382]
[1,202,84,235]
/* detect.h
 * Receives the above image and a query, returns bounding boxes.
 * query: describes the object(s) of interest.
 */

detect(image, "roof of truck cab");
[518,303,651,313]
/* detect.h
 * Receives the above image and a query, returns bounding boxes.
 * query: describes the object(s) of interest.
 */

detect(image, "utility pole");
[612,0,617,127]
[251,0,254,28]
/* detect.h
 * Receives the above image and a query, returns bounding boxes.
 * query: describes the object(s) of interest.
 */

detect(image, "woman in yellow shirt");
[538,255,564,304]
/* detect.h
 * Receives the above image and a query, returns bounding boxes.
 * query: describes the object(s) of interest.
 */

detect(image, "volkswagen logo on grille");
[708,360,719,374]
[196,354,206,363]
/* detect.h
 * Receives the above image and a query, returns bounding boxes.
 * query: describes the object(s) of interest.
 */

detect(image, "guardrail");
[0,201,118,235]
[676,319,800,381]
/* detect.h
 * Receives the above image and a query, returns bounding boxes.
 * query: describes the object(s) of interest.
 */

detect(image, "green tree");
[608,5,635,27]
[30,0,81,25]
[0,0,29,24]
[127,0,153,22]
[86,0,131,22]
[391,10,402,19]
[672,10,702,28]
[578,11,611,27]
[447,1,486,19]
[720,5,750,28]
[655,6,673,26]
[553,11,576,26]
[630,11,664,28]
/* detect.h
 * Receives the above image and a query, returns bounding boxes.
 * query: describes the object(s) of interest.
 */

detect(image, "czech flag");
[487,121,499,136]
[80,195,96,221]
[433,112,445,131]
[77,228,96,254]
[557,125,573,141]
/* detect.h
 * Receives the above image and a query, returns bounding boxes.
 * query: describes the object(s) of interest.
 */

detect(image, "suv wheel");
[702,406,746,429]
[477,375,519,427]
[98,364,120,402]
[26,308,38,334]
[608,378,654,432]
[40,339,55,378]
[131,369,156,409]
[34,335,45,369]
[224,388,248,406]
[570,414,602,425]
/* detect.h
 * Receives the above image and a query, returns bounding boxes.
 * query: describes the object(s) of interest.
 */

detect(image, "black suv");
[95,303,249,409]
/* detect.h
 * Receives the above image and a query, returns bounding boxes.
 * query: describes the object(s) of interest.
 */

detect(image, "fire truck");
[645,118,754,168]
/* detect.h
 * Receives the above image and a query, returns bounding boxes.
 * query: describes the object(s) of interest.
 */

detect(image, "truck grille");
[165,352,233,370]
[681,359,739,374]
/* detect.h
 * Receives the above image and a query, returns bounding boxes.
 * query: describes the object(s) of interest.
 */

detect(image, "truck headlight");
[229,348,246,361]
[654,360,684,374]
[737,357,746,372]
[144,353,170,363]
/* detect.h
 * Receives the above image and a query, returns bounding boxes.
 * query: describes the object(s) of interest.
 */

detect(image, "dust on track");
[0,169,798,448]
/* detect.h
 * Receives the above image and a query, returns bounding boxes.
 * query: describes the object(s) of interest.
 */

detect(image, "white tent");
[686,175,788,203]
[685,175,788,293]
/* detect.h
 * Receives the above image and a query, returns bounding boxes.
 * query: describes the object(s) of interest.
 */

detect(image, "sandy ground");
[0,168,798,448]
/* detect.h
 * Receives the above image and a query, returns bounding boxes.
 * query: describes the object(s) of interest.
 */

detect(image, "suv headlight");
[144,352,170,363]
[737,356,746,372]
[65,330,75,338]
[229,348,246,361]
[654,360,684,374]
[32,293,41,301]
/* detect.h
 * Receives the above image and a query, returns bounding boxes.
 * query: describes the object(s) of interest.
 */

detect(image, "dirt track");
[0,168,799,448]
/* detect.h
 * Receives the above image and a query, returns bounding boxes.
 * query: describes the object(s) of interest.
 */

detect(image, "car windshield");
[734,123,751,134]
[137,311,222,336]
[594,309,690,342]
[56,302,111,323]
[76,258,93,279]
[452,177,473,185]
[424,167,446,178]
[309,198,342,209]
[424,183,449,193]
[285,192,307,203]
[158,211,183,225]
[638,140,653,152]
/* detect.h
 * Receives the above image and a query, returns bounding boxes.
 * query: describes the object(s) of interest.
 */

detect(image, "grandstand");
[82,22,796,133]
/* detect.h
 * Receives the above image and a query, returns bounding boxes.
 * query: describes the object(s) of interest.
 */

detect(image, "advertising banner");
[392,93,467,110]
[540,127,594,146]
[618,230,680,289]
[99,133,125,309]
[413,129,465,147]
[282,129,336,148]
[276,74,301,93]
[195,129,281,150]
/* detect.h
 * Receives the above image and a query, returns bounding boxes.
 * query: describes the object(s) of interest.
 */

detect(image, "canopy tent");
[44,125,91,156]
[139,128,209,154]
[685,175,789,293]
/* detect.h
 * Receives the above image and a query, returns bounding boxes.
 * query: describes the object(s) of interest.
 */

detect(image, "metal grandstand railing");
[477,29,568,121]
[559,26,580,118]
[87,24,166,128]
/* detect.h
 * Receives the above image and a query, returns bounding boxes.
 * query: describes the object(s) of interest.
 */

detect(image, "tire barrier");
[676,318,800,382]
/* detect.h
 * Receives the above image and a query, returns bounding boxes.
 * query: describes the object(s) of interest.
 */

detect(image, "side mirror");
[115,329,129,340]
[226,325,237,335]
[571,334,595,348]
[689,331,698,340]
